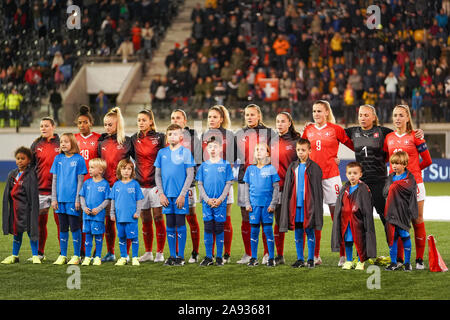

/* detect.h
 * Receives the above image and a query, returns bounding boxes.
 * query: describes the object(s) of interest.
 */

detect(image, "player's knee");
[214,221,225,234]
[204,220,214,234]
[294,222,303,230]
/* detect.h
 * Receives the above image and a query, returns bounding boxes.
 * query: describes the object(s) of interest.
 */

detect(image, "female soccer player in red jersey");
[170,109,202,263]
[200,105,235,263]
[98,107,133,262]
[302,100,354,266]
[272,112,301,264]
[30,117,60,260]
[75,105,101,181]
[131,109,167,263]
[383,105,432,270]
[235,104,277,265]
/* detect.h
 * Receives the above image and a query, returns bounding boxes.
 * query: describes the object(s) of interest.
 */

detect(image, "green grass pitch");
[0,182,449,300]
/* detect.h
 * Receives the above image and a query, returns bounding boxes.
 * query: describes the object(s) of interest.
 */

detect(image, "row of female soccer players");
[1,101,431,269]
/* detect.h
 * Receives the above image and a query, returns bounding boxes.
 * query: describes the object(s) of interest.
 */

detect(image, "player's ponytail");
[105,107,125,145]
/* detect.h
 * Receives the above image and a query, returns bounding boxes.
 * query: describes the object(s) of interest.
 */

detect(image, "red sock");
[274,224,285,257]
[262,229,268,256]
[126,239,132,255]
[315,229,322,257]
[154,219,166,253]
[224,216,233,255]
[186,214,200,253]
[142,220,154,252]
[38,214,48,254]
[241,221,251,256]
[105,216,116,254]
[212,233,216,257]
[397,237,404,261]
[413,222,426,260]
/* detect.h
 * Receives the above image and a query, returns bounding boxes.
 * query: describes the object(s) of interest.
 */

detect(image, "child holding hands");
[110,159,144,266]
[79,158,111,266]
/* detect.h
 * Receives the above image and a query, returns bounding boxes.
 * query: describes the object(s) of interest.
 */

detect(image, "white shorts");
[237,183,246,208]
[322,176,342,205]
[39,194,52,210]
[417,182,426,202]
[141,187,162,210]
[226,185,234,205]
[188,186,197,208]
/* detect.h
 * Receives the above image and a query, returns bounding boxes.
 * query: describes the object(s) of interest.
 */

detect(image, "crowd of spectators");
[151,0,450,125]
[0,0,183,127]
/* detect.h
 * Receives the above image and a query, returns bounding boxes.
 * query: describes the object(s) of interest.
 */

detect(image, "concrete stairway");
[127,0,197,107]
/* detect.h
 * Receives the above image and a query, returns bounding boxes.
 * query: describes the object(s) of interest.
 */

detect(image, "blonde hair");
[104,107,126,145]
[252,142,271,165]
[88,158,107,173]
[393,105,414,133]
[359,104,380,126]
[390,151,409,166]
[209,105,231,129]
[60,133,80,154]
[116,158,135,180]
[244,104,266,127]
[313,100,336,124]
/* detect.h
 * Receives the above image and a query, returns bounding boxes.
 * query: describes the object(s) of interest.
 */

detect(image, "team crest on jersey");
[260,168,271,178]
[116,145,124,150]
[151,139,158,145]
[374,132,379,138]
[98,187,106,193]
[70,161,77,167]
[218,166,226,173]
[127,188,135,194]
[286,145,293,151]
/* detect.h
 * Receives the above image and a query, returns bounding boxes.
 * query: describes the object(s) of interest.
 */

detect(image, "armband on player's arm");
[417,142,432,170]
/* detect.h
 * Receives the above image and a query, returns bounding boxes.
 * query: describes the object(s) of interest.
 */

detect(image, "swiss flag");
[259,78,279,102]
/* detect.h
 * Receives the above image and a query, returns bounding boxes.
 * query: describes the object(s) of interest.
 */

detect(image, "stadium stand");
[149,0,450,126]
[0,0,184,127]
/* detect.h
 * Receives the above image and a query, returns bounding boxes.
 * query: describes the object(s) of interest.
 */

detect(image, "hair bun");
[79,105,90,115]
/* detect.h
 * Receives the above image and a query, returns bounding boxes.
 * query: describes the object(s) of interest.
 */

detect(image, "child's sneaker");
[81,257,92,266]
[132,257,140,266]
[92,257,102,266]
[267,258,276,267]
[163,257,175,266]
[31,256,41,264]
[415,258,425,270]
[223,253,231,264]
[188,251,198,263]
[385,262,399,271]
[200,257,214,267]
[261,253,269,265]
[68,256,81,265]
[237,253,251,264]
[154,252,165,263]
[215,257,224,266]
[53,255,68,265]
[115,257,127,266]
[247,258,259,267]
[291,260,305,268]
[355,261,365,270]
[174,257,185,266]
[139,252,154,262]
[307,259,315,268]
[342,261,354,270]
[101,252,116,262]
[403,263,412,272]
[1,255,19,264]
[338,256,346,267]
[28,255,45,262]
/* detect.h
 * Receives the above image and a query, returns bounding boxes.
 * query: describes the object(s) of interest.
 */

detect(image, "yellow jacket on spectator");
[6,93,23,110]
[0,92,5,110]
